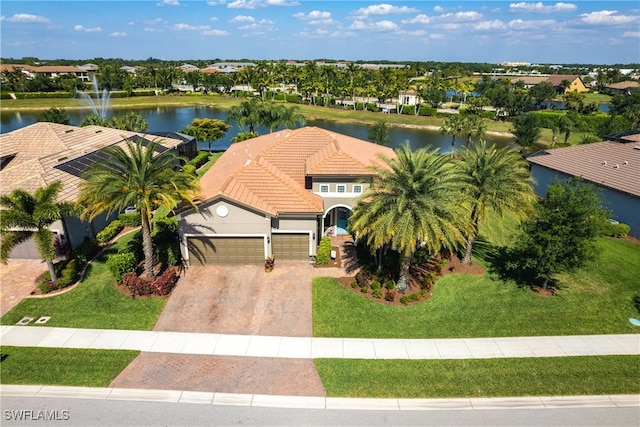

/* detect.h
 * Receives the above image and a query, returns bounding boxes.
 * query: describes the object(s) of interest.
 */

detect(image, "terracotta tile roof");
[0,122,185,202]
[526,142,640,198]
[606,81,639,90]
[545,74,581,86]
[199,126,395,215]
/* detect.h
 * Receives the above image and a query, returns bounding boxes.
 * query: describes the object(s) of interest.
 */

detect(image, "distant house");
[526,141,640,238]
[510,74,588,93]
[179,64,199,73]
[398,90,421,106]
[605,81,639,95]
[0,123,194,258]
[0,64,89,81]
[177,127,395,265]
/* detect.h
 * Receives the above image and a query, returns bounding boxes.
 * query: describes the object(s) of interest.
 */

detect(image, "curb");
[1,385,638,411]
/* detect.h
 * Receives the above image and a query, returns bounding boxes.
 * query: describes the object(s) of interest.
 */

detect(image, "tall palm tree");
[350,144,471,293]
[226,98,263,134]
[77,139,200,278]
[457,141,535,265]
[440,114,466,153]
[460,115,487,144]
[0,181,76,281]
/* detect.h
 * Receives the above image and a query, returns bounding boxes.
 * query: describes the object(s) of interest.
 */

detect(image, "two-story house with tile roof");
[0,122,195,258]
[177,127,395,265]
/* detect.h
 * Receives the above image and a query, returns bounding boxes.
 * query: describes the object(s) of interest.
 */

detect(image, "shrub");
[399,289,429,305]
[96,220,124,244]
[350,281,359,289]
[189,151,210,169]
[70,239,100,264]
[106,252,138,282]
[601,221,630,238]
[183,164,197,176]
[370,280,381,291]
[372,289,383,299]
[55,259,78,289]
[153,217,180,266]
[315,237,332,265]
[385,290,397,302]
[38,282,53,294]
[385,280,396,290]
[117,212,141,227]
[355,269,372,288]
[360,285,369,293]
[122,268,179,297]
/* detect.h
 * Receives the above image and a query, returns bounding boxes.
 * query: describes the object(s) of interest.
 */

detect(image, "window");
[320,185,329,193]
[353,185,362,194]
[337,185,346,193]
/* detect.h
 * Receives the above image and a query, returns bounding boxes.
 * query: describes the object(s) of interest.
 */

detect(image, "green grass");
[197,152,223,178]
[313,236,640,338]
[0,346,139,387]
[0,232,167,330]
[315,356,640,398]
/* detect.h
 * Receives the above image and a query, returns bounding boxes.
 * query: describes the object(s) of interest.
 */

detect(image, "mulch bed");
[333,255,484,307]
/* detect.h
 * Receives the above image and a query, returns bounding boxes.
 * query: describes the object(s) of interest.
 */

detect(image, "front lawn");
[0,346,139,387]
[313,237,640,338]
[315,356,640,398]
[0,232,167,330]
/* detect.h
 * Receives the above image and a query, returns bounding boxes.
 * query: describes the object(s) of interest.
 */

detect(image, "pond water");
[0,106,512,152]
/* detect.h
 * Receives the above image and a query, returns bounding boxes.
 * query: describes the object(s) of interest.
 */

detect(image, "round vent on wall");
[216,205,229,218]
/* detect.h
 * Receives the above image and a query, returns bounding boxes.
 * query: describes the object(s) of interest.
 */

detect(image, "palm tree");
[77,139,200,279]
[457,141,535,265]
[226,98,263,134]
[460,115,486,144]
[350,144,471,293]
[440,114,466,153]
[0,181,76,281]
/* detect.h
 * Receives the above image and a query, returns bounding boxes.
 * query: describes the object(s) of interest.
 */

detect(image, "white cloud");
[293,10,334,25]
[157,0,180,6]
[2,13,50,23]
[172,23,210,31]
[110,32,127,37]
[579,10,637,25]
[207,0,226,5]
[209,17,219,22]
[350,19,398,31]
[509,2,577,13]
[430,33,445,39]
[508,19,556,30]
[439,11,483,22]
[623,31,640,38]
[406,29,427,36]
[259,18,274,24]
[297,28,329,38]
[433,6,446,13]
[202,29,230,36]
[437,23,460,30]
[474,20,506,30]
[144,28,162,32]
[74,24,103,32]
[227,0,297,9]
[230,15,255,23]
[144,18,163,25]
[351,3,418,19]
[401,14,431,24]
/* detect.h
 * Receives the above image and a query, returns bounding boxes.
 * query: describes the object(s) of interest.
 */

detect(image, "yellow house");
[546,75,589,93]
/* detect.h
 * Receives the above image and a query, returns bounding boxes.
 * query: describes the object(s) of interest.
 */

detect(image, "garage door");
[8,237,40,259]
[272,233,309,261]
[187,237,264,265]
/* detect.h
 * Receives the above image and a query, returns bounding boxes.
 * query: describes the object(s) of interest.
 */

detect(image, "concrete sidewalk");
[2,326,639,359]
[1,385,638,411]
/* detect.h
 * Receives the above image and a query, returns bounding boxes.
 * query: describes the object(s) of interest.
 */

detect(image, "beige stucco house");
[178,126,395,265]
[0,122,194,258]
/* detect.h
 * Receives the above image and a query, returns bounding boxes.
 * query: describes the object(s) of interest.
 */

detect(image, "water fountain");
[78,76,111,118]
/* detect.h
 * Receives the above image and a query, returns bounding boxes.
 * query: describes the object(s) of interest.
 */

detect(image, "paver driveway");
[0,259,47,316]
[153,263,320,336]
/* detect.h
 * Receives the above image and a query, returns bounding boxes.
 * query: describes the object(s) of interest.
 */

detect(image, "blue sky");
[1,1,639,64]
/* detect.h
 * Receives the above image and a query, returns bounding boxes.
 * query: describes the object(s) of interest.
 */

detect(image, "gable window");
[320,185,329,193]
[337,185,346,193]
[353,185,362,194]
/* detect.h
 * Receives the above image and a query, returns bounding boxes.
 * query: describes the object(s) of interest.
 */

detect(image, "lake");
[0,106,512,152]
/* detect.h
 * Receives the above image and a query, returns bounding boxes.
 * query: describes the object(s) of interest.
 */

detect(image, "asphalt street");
[2,396,639,427]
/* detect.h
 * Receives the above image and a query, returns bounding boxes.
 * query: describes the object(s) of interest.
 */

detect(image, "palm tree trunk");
[462,235,474,265]
[396,256,410,294]
[141,213,155,279]
[47,260,58,282]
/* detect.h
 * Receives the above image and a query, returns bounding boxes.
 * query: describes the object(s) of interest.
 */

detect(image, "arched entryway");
[323,205,352,236]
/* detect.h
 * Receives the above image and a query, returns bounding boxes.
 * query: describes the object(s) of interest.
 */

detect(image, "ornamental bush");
[189,151,210,169]
[601,221,630,238]
[96,220,124,244]
[106,252,137,282]
[122,268,179,297]
[117,213,141,227]
[315,237,332,265]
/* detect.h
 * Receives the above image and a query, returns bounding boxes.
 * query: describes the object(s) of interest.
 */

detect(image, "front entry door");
[336,208,350,234]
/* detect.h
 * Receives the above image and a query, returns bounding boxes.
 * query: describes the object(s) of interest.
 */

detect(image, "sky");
[1,1,639,64]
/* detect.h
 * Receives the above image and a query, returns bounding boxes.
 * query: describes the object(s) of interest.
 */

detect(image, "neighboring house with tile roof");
[0,122,194,258]
[605,81,639,95]
[510,75,588,93]
[526,141,640,238]
[177,126,395,265]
